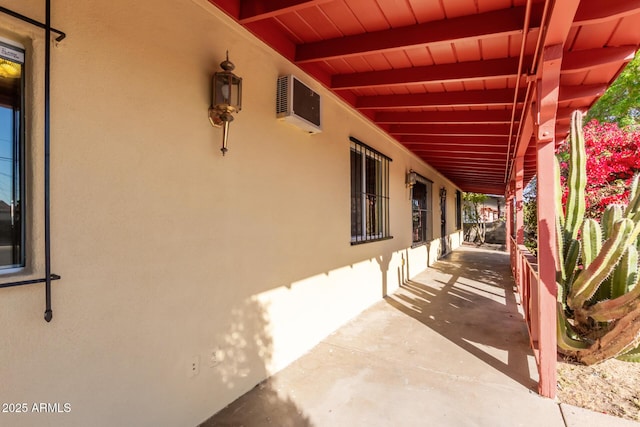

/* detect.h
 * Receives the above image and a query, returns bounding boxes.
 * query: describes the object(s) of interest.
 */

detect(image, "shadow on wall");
[386,246,537,391]
[200,298,313,426]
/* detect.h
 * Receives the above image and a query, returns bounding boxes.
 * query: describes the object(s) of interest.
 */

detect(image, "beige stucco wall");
[0,1,462,425]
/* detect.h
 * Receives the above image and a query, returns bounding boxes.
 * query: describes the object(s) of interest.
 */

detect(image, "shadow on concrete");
[201,378,314,427]
[386,244,537,391]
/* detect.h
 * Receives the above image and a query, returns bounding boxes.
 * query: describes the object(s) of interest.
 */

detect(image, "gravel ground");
[557,357,640,422]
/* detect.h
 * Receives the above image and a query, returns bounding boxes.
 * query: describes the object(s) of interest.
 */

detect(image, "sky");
[0,106,17,205]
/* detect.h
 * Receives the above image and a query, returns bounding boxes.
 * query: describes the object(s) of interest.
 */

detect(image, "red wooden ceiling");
[208,0,640,194]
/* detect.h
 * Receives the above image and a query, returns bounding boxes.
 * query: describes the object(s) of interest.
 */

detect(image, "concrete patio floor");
[201,245,639,427]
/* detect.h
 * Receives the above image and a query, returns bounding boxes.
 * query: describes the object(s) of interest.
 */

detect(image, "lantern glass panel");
[213,73,242,111]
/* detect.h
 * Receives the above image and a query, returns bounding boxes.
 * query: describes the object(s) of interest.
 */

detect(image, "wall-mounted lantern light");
[440,187,447,200]
[406,171,417,188]
[209,52,242,155]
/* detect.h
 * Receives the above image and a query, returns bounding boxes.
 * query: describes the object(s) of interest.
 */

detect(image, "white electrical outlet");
[188,355,200,377]
[208,348,224,367]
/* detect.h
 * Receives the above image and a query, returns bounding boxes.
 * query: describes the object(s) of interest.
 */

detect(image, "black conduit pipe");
[44,0,53,322]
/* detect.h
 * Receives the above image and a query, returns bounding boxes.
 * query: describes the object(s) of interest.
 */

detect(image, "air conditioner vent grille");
[275,74,322,134]
[276,75,289,115]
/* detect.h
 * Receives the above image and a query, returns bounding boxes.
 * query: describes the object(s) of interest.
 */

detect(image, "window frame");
[0,38,26,272]
[410,174,433,247]
[350,137,392,245]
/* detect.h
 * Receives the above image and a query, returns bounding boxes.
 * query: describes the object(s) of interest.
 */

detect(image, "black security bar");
[0,274,61,289]
[0,0,63,322]
[0,5,66,41]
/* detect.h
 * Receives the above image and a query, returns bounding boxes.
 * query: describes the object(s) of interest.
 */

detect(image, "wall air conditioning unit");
[276,74,322,134]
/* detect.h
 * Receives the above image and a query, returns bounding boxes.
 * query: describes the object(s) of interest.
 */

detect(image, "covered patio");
[203,245,636,426]
[206,0,640,397]
[3,1,640,425]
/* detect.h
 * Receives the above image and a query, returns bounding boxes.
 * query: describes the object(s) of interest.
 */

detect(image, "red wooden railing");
[510,236,552,394]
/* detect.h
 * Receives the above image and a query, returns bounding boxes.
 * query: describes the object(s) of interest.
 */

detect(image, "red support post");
[534,44,562,399]
[535,137,558,398]
[515,156,524,245]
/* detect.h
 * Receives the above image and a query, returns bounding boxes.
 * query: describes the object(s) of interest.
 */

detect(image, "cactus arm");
[586,246,640,322]
[625,174,640,218]
[617,344,640,362]
[557,218,566,285]
[612,245,639,298]
[568,218,636,311]
[581,218,602,268]
[602,204,624,240]
[587,284,640,322]
[557,302,589,354]
[555,157,565,229]
[564,239,581,291]
[564,110,586,240]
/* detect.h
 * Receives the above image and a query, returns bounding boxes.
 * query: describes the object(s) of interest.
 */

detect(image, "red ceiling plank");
[239,0,332,23]
[558,83,607,103]
[561,46,636,74]
[375,110,518,124]
[401,143,510,152]
[397,135,510,145]
[445,171,507,178]
[208,0,240,19]
[430,172,505,180]
[418,152,509,161]
[420,169,505,178]
[463,185,505,194]
[389,123,512,136]
[411,148,507,159]
[244,20,299,60]
[295,5,543,63]
[331,57,525,89]
[423,167,505,177]
[574,0,640,27]
[423,162,505,170]
[423,171,501,181]
[356,89,523,109]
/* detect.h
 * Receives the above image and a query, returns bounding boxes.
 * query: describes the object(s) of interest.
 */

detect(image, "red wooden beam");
[331,57,526,89]
[295,5,543,63]
[389,123,512,137]
[562,46,636,74]
[574,0,640,26]
[376,110,519,124]
[357,89,524,109]
[239,0,332,23]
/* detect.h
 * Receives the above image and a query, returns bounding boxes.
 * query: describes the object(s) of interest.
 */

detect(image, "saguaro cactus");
[556,111,640,365]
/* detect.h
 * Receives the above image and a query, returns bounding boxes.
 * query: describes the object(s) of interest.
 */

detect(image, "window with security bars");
[411,175,432,246]
[350,137,391,244]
